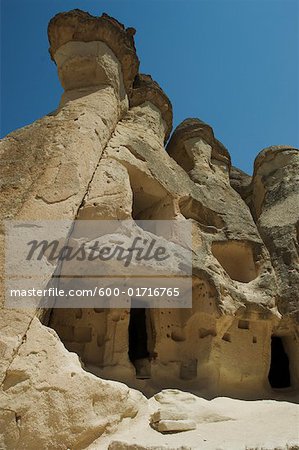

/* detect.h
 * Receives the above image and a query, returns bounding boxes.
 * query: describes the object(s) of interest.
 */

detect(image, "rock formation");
[0,9,298,450]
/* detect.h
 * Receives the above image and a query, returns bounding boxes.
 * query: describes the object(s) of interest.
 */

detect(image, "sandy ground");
[88,389,299,450]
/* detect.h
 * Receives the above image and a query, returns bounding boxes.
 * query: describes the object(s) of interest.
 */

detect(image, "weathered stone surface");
[48,9,139,95]
[0,8,298,450]
[0,8,138,389]
[150,403,197,433]
[167,118,231,171]
[96,389,299,449]
[48,71,295,401]
[130,74,173,141]
[0,9,143,449]
[251,146,299,316]
[229,165,252,204]
[150,389,232,425]
[151,409,188,423]
[109,443,191,450]
[154,419,197,433]
[0,318,144,449]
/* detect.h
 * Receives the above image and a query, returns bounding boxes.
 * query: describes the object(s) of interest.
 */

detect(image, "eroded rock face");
[0,8,298,450]
[250,146,299,389]
[48,10,139,96]
[0,9,143,448]
[252,146,299,314]
[229,166,252,204]
[0,318,144,449]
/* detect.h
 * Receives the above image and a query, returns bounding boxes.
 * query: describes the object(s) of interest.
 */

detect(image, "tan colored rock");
[0,10,138,386]
[48,10,139,95]
[229,165,252,204]
[109,443,191,450]
[150,403,197,433]
[250,145,299,390]
[65,103,278,396]
[49,78,295,400]
[130,74,173,141]
[153,419,197,433]
[96,389,299,449]
[167,118,231,183]
[0,9,143,449]
[252,146,299,316]
[151,409,188,423]
[0,8,298,450]
[0,318,145,449]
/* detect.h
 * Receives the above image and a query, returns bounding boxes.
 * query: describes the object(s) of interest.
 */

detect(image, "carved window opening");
[211,240,258,283]
[222,333,231,342]
[132,188,163,221]
[126,166,172,221]
[238,320,250,330]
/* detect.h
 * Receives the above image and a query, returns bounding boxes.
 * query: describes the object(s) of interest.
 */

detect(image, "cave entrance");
[211,240,258,283]
[268,336,291,389]
[128,306,151,379]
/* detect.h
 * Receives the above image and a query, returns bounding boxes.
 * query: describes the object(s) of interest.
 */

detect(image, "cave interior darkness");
[268,336,291,389]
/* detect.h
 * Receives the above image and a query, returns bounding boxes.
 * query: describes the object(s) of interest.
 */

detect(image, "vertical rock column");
[52,74,175,385]
[97,74,175,381]
[167,119,278,396]
[71,80,277,394]
[0,12,147,448]
[251,146,299,389]
[0,10,139,381]
[101,73,175,221]
[251,146,299,316]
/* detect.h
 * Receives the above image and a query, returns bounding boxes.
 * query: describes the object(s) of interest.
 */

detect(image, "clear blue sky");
[1,0,298,174]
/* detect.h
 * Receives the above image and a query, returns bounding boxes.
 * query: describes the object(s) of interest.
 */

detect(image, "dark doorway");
[128,307,151,379]
[128,308,149,362]
[268,336,291,389]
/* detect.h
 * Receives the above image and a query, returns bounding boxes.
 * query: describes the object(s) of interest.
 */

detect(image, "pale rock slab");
[151,410,189,422]
[153,419,197,433]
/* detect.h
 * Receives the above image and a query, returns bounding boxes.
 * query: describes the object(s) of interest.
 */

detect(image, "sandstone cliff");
[0,9,298,450]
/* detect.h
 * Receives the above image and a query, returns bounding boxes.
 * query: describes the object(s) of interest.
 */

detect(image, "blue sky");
[1,0,298,174]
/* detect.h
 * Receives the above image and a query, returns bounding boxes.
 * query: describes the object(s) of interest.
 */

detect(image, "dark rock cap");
[48,9,140,95]
[130,74,173,142]
[253,145,299,173]
[167,118,231,167]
